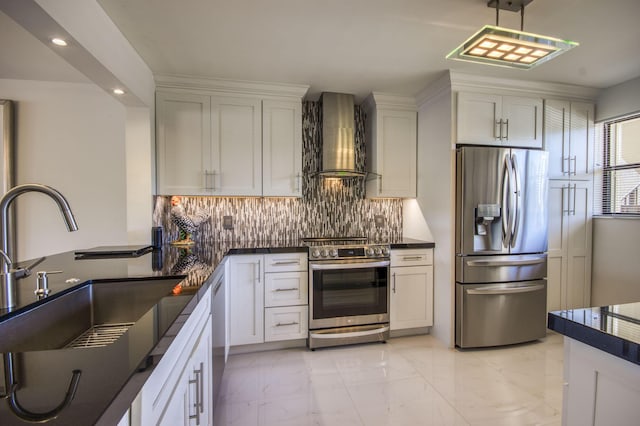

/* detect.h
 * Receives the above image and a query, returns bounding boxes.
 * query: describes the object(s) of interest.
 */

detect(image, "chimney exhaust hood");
[319,92,365,178]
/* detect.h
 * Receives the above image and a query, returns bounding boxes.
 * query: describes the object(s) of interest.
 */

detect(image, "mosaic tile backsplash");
[153,101,403,243]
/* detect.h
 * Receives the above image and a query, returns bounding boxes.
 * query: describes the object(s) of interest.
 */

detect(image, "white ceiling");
[3,0,640,102]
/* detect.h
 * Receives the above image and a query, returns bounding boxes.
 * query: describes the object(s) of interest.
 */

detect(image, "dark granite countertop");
[0,237,433,425]
[548,303,640,366]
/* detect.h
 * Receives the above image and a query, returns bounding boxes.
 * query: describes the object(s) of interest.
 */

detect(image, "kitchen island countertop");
[548,303,640,366]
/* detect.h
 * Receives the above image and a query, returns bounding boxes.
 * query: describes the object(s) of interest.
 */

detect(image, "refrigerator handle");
[510,153,521,248]
[501,153,511,248]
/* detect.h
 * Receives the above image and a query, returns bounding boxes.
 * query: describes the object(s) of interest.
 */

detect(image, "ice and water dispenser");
[474,204,501,251]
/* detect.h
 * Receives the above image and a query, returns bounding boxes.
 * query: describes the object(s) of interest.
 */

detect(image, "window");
[600,113,640,214]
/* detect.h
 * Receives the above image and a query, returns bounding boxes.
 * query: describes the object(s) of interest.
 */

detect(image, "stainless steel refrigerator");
[455,146,549,348]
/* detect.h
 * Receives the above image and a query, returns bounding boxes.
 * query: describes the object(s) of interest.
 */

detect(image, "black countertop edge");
[548,312,640,366]
[226,246,308,255]
[389,239,435,249]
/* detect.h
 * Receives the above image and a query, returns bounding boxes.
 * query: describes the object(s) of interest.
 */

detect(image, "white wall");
[597,76,640,121]
[591,217,640,306]
[413,81,455,347]
[0,79,129,260]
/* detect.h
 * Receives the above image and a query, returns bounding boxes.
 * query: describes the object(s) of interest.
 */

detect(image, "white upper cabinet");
[457,92,543,148]
[262,99,303,197]
[545,99,595,181]
[364,93,417,198]
[210,96,262,196]
[155,77,308,196]
[156,91,213,195]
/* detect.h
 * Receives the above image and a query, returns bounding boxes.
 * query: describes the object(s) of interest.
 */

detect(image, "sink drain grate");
[65,323,134,349]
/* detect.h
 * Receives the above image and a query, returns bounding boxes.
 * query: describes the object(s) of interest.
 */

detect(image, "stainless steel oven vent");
[65,322,134,349]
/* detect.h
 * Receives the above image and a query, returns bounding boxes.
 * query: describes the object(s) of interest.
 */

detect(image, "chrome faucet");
[0,184,78,309]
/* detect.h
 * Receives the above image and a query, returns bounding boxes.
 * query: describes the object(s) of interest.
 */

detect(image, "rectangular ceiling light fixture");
[447,1,578,69]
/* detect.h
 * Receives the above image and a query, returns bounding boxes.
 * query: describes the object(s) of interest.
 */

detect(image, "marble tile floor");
[214,332,564,426]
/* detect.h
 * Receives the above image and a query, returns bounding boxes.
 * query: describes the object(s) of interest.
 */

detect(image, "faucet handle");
[35,270,62,299]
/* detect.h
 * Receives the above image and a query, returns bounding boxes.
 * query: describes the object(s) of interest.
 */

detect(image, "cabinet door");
[156,92,213,195]
[547,181,592,311]
[456,92,502,145]
[211,96,262,196]
[228,255,264,345]
[501,96,543,148]
[374,109,417,197]
[547,181,569,311]
[390,265,433,330]
[566,182,592,309]
[569,102,595,181]
[544,99,572,179]
[155,314,212,426]
[262,100,302,197]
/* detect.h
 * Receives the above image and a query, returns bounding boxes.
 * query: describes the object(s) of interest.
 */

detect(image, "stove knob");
[374,247,382,256]
[366,248,375,257]
[320,249,327,258]
[382,247,389,256]
[329,249,338,257]
[311,249,320,258]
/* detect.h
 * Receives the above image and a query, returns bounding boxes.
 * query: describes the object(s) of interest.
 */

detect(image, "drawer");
[264,306,308,342]
[264,271,308,307]
[391,248,433,267]
[264,252,308,273]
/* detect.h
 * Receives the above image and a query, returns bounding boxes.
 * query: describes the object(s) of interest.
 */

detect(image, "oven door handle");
[310,260,390,270]
[309,325,390,340]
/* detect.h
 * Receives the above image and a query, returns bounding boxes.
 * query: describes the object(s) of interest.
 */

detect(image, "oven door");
[309,259,390,329]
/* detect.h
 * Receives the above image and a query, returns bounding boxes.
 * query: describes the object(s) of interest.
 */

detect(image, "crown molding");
[448,70,600,101]
[154,74,310,99]
[362,92,417,112]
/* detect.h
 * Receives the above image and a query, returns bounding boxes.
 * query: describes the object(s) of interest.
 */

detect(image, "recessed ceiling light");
[113,88,125,95]
[51,38,67,47]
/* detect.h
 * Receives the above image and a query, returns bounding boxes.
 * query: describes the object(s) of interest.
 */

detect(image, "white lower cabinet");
[390,249,434,331]
[136,286,212,426]
[228,255,264,346]
[228,252,308,346]
[563,338,640,426]
[547,180,592,311]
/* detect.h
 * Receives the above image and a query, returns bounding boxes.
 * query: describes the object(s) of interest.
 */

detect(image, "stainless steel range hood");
[319,92,365,178]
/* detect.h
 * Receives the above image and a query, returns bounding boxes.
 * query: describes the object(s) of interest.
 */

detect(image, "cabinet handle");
[503,119,509,140]
[188,363,203,425]
[561,185,568,216]
[570,183,577,216]
[378,175,383,193]
[256,259,261,283]
[294,173,301,192]
[274,287,299,292]
[271,260,299,266]
[562,157,570,175]
[275,321,299,327]
[392,272,396,294]
[495,119,502,140]
[204,170,216,191]
[570,156,577,176]
[402,256,424,261]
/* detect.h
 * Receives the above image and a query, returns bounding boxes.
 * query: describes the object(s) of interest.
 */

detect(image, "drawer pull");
[275,321,299,327]
[188,362,204,424]
[402,256,424,261]
[274,287,299,292]
[271,260,300,266]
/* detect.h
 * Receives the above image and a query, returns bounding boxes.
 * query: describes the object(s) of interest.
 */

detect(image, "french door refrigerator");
[455,145,549,348]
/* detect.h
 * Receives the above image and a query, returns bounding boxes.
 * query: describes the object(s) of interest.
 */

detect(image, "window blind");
[599,113,640,214]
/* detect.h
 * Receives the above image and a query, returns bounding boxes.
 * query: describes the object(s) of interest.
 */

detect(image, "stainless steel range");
[303,237,390,349]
